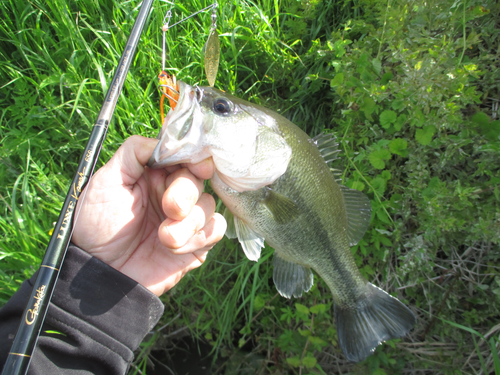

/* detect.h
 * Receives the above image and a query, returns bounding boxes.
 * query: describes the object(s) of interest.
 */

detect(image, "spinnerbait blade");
[204,29,220,87]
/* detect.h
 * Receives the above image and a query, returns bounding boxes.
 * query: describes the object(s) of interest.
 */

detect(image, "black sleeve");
[0,244,164,375]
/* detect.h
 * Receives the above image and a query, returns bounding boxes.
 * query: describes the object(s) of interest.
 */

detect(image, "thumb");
[100,135,158,186]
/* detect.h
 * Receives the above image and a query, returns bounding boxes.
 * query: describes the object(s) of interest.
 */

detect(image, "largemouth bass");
[148,81,416,362]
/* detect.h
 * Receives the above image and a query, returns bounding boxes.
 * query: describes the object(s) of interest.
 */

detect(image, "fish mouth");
[148,81,209,168]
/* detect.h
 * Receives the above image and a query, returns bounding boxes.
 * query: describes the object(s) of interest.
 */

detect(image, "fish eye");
[213,98,233,116]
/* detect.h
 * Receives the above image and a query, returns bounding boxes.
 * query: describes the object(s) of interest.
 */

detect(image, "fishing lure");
[158,2,219,122]
[204,4,220,87]
[158,71,179,123]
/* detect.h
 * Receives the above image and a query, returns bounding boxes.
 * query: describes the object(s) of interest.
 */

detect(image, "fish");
[148,80,416,362]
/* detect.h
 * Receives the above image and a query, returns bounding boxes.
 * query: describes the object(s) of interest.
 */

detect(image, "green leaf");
[472,111,490,127]
[368,149,391,169]
[299,328,312,336]
[361,96,376,120]
[389,138,408,156]
[308,336,328,347]
[286,356,301,367]
[310,304,327,314]
[472,112,500,141]
[371,176,388,195]
[295,303,309,315]
[280,306,294,323]
[380,110,397,129]
[380,72,393,84]
[332,39,349,58]
[391,99,405,111]
[253,294,266,311]
[349,180,366,192]
[394,113,407,131]
[415,125,436,145]
[239,325,251,335]
[376,209,391,224]
[361,70,376,83]
[356,53,369,70]
[362,264,375,275]
[386,339,398,349]
[422,176,442,198]
[330,60,341,71]
[372,58,382,75]
[411,108,425,127]
[238,338,246,348]
[303,355,317,369]
[379,235,392,246]
[381,170,392,180]
[330,73,344,88]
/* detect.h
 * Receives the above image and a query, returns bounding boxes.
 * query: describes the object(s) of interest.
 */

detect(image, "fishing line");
[161,2,218,72]
[159,1,220,124]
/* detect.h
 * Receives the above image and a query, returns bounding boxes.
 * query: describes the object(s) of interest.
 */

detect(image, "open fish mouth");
[147,78,292,192]
[148,81,209,168]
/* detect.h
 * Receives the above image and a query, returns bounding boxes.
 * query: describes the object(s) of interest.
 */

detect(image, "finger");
[163,168,205,221]
[99,135,158,186]
[167,212,227,256]
[159,193,215,248]
[182,157,215,180]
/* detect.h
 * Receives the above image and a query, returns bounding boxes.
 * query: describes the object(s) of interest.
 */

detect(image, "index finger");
[182,157,215,180]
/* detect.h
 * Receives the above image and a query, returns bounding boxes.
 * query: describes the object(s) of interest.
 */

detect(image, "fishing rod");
[1,0,154,373]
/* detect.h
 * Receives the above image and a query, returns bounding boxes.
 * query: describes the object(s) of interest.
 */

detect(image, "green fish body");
[149,82,416,362]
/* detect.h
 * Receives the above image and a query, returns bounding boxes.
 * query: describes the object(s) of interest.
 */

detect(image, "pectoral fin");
[263,187,300,225]
[273,253,313,298]
[233,215,265,262]
[340,186,372,246]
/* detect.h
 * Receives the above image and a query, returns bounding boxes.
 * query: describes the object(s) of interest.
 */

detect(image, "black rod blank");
[1,0,154,373]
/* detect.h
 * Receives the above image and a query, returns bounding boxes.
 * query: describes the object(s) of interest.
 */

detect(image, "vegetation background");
[1,0,499,374]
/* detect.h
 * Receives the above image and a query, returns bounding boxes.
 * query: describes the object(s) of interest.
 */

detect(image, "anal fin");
[273,253,313,298]
[335,283,416,362]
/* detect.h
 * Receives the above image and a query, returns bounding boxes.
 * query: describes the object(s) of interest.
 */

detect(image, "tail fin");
[335,283,416,362]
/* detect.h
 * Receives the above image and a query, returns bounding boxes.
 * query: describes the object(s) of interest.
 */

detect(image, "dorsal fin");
[340,185,372,246]
[312,133,343,182]
[312,133,341,164]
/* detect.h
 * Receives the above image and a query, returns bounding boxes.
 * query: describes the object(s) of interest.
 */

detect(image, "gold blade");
[204,29,220,87]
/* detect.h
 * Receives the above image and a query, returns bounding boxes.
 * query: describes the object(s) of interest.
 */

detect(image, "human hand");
[72,135,226,296]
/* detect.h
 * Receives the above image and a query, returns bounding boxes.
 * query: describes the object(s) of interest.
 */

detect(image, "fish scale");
[149,80,416,362]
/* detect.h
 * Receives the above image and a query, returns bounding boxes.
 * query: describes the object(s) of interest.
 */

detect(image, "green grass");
[1,0,500,374]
